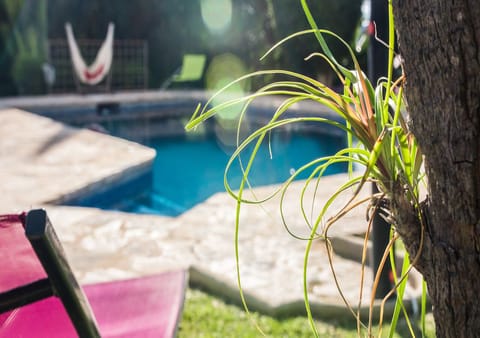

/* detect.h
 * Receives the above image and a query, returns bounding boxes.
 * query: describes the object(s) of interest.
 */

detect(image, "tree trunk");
[392,0,480,336]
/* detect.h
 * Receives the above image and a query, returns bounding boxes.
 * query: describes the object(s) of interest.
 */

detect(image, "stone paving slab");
[43,196,375,316]
[43,187,420,320]
[0,108,421,320]
[0,109,155,212]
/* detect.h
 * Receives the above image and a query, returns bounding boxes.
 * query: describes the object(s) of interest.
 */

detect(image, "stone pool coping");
[0,108,156,212]
[0,108,423,321]
[0,90,346,141]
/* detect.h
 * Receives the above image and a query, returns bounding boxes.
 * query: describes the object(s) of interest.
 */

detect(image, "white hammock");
[65,22,114,85]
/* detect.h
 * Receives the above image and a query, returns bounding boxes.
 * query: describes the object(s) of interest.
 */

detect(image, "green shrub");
[12,56,46,95]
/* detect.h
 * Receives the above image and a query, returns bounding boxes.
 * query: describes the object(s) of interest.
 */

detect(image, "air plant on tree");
[186,0,427,336]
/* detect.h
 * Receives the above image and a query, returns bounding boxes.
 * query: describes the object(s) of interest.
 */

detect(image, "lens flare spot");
[205,53,250,148]
[200,0,232,34]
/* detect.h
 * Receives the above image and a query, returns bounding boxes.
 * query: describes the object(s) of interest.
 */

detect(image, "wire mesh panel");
[111,40,148,91]
[48,39,148,93]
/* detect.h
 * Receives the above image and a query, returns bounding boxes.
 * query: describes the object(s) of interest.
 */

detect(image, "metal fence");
[48,39,148,93]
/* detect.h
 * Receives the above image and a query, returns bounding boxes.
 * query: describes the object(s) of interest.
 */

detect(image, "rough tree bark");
[391,0,480,337]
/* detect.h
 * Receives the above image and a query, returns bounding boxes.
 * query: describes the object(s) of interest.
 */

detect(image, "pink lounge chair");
[0,209,187,338]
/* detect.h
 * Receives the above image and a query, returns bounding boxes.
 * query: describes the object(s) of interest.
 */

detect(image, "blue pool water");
[122,130,347,216]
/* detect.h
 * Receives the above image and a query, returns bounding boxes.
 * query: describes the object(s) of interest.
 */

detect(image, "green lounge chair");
[161,54,206,89]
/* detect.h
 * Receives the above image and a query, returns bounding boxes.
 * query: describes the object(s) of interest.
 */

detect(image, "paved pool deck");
[0,108,421,320]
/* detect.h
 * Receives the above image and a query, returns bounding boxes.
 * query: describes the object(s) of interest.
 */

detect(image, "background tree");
[0,0,47,95]
[0,0,19,95]
[392,1,480,336]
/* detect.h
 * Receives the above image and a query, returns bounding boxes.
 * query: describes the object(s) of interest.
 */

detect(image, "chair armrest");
[25,209,101,338]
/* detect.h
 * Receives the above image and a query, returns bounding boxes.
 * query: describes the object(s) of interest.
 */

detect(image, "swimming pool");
[115,128,347,216]
[33,93,347,216]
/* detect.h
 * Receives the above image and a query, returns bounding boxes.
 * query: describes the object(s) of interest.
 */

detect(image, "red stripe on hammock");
[84,64,105,81]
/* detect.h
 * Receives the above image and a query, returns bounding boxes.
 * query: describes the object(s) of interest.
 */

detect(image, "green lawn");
[177,288,436,337]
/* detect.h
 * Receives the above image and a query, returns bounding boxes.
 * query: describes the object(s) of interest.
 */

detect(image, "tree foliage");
[0,0,48,95]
